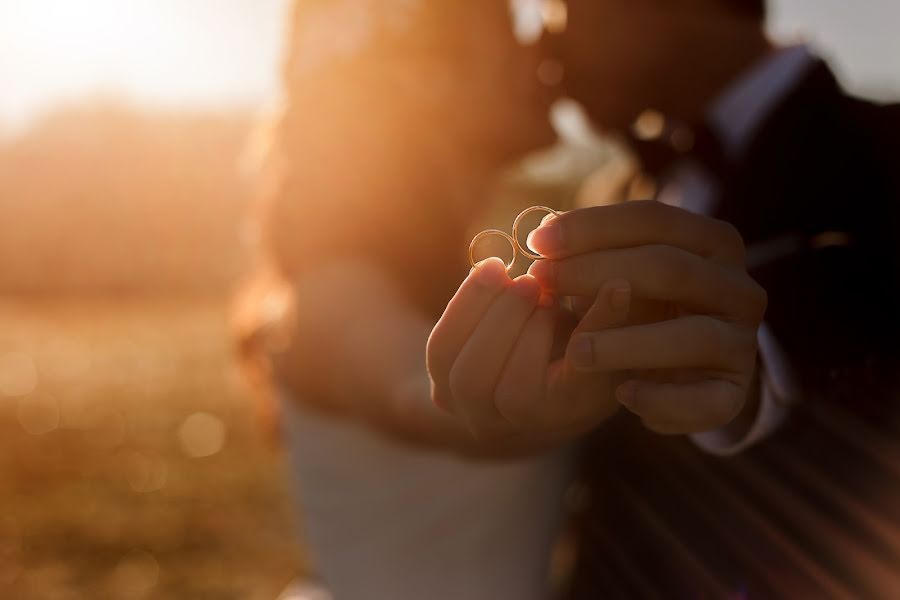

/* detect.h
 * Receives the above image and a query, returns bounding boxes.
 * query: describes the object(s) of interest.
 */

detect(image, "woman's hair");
[233,0,555,430]
[271,1,555,298]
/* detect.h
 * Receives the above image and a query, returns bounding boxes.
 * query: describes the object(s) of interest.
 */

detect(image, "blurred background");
[0,0,898,598]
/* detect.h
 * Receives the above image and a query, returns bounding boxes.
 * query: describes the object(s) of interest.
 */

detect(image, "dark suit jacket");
[568,62,900,599]
[716,62,900,418]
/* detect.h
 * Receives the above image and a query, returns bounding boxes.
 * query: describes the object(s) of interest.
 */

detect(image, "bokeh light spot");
[178,412,227,458]
[40,337,93,382]
[110,549,159,595]
[632,109,666,141]
[510,0,544,45]
[670,126,696,153]
[17,393,61,435]
[541,0,568,34]
[0,352,38,397]
[812,230,852,249]
[537,58,565,87]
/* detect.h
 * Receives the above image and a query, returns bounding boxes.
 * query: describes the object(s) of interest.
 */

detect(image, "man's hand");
[426,257,630,442]
[527,200,767,435]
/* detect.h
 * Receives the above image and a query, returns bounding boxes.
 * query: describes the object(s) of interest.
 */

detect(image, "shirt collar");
[708,45,817,159]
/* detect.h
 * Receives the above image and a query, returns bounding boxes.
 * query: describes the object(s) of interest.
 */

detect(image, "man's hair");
[729,0,767,21]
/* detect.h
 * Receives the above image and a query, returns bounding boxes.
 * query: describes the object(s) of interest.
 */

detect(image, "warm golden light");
[541,0,569,34]
[17,393,60,435]
[0,0,286,132]
[0,352,38,397]
[110,550,160,595]
[632,109,666,141]
[178,412,227,458]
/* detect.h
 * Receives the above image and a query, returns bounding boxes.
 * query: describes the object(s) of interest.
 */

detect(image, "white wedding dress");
[277,3,571,597]
[280,393,574,600]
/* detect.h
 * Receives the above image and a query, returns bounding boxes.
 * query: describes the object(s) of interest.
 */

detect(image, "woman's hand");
[426,258,630,443]
[526,200,767,435]
[270,259,586,457]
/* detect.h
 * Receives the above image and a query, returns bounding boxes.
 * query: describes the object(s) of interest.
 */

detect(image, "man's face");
[548,0,686,132]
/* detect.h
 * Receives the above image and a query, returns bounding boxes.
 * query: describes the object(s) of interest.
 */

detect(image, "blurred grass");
[0,99,615,600]
[0,296,307,599]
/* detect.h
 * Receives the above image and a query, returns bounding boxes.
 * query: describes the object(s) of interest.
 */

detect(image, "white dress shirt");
[658,46,813,455]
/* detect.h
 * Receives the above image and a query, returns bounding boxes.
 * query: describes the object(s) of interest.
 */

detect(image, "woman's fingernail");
[527,223,564,256]
[609,285,631,312]
[616,381,638,408]
[569,336,594,369]
[473,257,508,288]
[511,275,541,300]
[527,259,556,288]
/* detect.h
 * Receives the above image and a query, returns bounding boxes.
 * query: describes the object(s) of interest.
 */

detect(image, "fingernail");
[527,223,564,256]
[511,275,541,300]
[527,259,556,289]
[609,285,631,312]
[569,336,594,369]
[616,381,638,408]
[473,257,508,288]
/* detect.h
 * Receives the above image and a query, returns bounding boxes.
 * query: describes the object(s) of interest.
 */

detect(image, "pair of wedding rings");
[468,206,560,270]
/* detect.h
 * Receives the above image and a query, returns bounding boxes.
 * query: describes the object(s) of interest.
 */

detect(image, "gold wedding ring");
[468,206,560,270]
[512,206,559,260]
[468,229,517,271]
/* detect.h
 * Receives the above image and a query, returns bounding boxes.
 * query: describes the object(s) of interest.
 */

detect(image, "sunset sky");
[1,0,898,137]
[0,0,288,135]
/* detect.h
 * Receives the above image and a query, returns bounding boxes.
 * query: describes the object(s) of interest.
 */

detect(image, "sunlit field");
[0,96,595,599]
[4,2,900,598]
[0,100,310,598]
[0,297,307,599]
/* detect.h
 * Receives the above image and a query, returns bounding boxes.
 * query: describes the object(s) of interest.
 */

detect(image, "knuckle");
[447,362,482,405]
[748,281,768,322]
[556,218,573,247]
[655,246,695,290]
[711,382,745,426]
[633,198,667,218]
[700,317,758,369]
[581,333,609,368]
[644,201,679,237]
[697,316,732,357]
[714,220,746,256]
[572,254,595,281]
[491,381,519,422]
[734,276,768,323]
[739,323,760,353]
[571,255,600,289]
[494,393,531,428]
[494,379,544,429]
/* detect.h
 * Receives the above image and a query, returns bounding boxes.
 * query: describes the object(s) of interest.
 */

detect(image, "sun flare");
[0,0,286,132]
